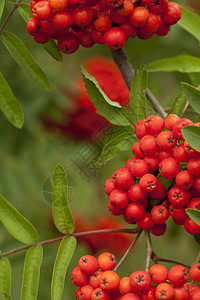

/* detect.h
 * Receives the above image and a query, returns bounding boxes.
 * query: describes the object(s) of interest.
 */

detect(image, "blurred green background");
[0,0,200,298]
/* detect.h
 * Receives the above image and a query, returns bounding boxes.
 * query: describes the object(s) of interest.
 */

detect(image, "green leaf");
[0,72,24,129]
[182,125,200,152]
[0,0,5,21]
[130,63,147,122]
[188,73,200,86]
[21,244,43,300]
[52,163,75,234]
[97,132,136,166]
[1,31,50,92]
[186,209,200,226]
[51,236,76,300]
[147,55,200,73]
[0,194,39,244]
[43,40,63,62]
[0,257,12,300]
[181,82,200,115]
[82,67,133,128]
[18,3,32,22]
[167,92,186,117]
[178,6,200,42]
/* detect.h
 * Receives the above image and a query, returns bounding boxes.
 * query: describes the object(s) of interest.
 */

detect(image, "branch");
[145,231,153,272]
[1,227,141,257]
[111,48,167,119]
[114,229,143,272]
[151,251,191,269]
[0,0,23,36]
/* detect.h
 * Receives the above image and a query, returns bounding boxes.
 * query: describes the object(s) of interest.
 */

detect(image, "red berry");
[139,173,158,192]
[130,270,152,294]
[130,159,149,178]
[149,264,168,284]
[109,189,129,208]
[98,252,116,271]
[175,170,194,190]
[139,135,159,156]
[58,33,80,54]
[129,6,149,28]
[157,131,177,151]
[155,283,174,300]
[104,27,126,50]
[168,265,189,286]
[145,115,164,135]
[136,212,154,230]
[159,158,180,179]
[112,168,133,190]
[168,185,191,208]
[32,1,53,21]
[147,0,168,15]
[151,205,169,224]
[161,2,182,25]
[189,263,200,282]
[125,202,145,220]
[78,255,98,275]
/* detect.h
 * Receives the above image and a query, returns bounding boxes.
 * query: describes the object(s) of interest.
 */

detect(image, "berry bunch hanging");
[27,0,182,53]
[105,114,200,236]
[72,252,200,299]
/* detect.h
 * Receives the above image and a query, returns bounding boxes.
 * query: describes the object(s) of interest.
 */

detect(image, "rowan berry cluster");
[105,114,200,236]
[27,0,181,54]
[72,252,200,299]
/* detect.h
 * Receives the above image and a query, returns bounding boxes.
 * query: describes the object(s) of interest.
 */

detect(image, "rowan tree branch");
[0,227,141,257]
[111,48,167,119]
[0,0,23,36]
[151,251,191,269]
[145,230,153,272]
[114,229,143,272]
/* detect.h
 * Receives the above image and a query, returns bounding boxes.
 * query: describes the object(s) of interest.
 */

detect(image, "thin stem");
[0,0,23,36]
[151,251,191,269]
[111,48,167,119]
[1,227,141,257]
[114,230,143,272]
[145,231,153,272]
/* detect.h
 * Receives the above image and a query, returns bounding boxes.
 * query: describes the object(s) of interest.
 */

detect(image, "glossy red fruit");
[26,18,41,36]
[168,185,191,208]
[151,205,169,224]
[139,173,158,192]
[129,6,149,28]
[130,270,152,294]
[112,168,133,190]
[149,264,168,284]
[161,2,182,25]
[145,115,164,135]
[78,255,98,275]
[155,283,174,300]
[168,265,189,286]
[109,189,129,208]
[94,12,112,32]
[58,33,80,54]
[147,0,168,14]
[104,27,126,50]
[32,1,53,21]
[136,212,154,230]
[159,158,180,179]
[189,263,200,282]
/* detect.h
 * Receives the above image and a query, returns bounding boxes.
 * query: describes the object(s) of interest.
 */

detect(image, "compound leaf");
[21,244,43,300]
[181,82,200,115]
[97,132,136,166]
[147,55,200,73]
[178,6,200,42]
[0,194,39,244]
[182,125,200,152]
[0,72,24,128]
[1,31,50,91]
[130,63,147,122]
[0,257,12,300]
[52,163,75,234]
[82,67,133,128]
[186,209,200,226]
[51,236,76,300]
[0,0,5,21]
[167,92,186,117]
[18,3,32,22]
[42,40,63,62]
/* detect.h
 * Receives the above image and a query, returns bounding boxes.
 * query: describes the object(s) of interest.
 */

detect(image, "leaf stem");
[0,0,23,36]
[111,48,167,118]
[0,227,141,257]
[151,251,191,269]
[145,231,153,272]
[114,230,143,272]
